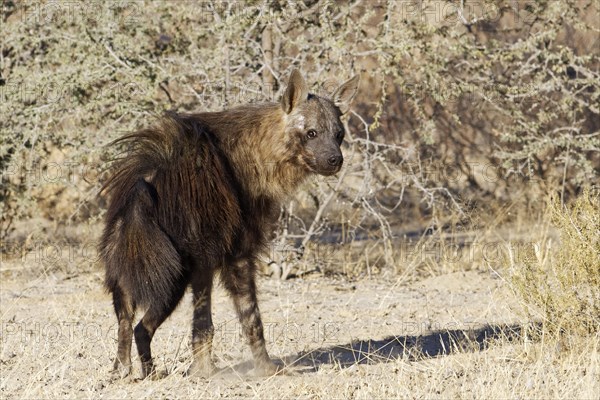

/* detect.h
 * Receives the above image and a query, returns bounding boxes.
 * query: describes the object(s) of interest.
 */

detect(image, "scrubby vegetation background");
[1,1,599,397]
[2,0,598,275]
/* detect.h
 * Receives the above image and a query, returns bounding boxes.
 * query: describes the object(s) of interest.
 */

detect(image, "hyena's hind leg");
[222,260,280,376]
[111,285,135,379]
[134,282,187,379]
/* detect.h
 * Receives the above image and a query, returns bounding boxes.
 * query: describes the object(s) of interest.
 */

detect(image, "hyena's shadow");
[232,323,531,374]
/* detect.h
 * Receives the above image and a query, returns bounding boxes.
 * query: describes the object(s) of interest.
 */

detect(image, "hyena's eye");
[307,129,318,139]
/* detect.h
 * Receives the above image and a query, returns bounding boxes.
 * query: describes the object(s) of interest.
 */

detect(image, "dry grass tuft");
[509,188,600,340]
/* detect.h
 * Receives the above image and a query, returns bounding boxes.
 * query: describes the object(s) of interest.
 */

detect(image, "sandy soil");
[0,258,540,399]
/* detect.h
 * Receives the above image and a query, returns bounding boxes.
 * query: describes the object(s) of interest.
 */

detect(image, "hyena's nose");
[328,155,343,167]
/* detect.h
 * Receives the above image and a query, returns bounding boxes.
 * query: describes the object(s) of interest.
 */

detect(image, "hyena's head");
[281,70,359,176]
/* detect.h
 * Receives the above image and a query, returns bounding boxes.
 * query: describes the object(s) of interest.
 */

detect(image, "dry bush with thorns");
[1,1,600,398]
[2,1,598,275]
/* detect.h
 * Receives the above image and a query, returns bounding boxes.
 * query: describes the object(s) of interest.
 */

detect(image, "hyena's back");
[99,113,241,309]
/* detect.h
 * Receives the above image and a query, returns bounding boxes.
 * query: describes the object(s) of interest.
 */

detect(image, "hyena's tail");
[99,116,188,310]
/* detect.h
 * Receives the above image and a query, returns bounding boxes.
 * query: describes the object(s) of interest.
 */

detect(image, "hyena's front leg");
[187,271,218,377]
[223,261,279,376]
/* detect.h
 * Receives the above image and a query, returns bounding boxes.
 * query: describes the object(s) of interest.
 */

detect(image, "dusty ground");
[0,255,597,399]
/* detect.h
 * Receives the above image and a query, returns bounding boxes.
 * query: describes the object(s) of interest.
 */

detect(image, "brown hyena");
[99,69,359,379]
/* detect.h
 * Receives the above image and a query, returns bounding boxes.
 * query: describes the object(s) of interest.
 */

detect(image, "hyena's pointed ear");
[332,75,360,115]
[281,69,309,114]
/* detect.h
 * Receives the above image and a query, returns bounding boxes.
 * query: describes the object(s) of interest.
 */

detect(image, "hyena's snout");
[327,154,343,167]
[303,146,344,176]
[318,148,343,175]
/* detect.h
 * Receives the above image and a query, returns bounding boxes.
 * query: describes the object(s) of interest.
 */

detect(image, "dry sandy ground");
[0,261,597,399]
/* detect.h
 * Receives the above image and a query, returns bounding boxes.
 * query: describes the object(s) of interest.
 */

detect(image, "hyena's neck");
[197,103,308,202]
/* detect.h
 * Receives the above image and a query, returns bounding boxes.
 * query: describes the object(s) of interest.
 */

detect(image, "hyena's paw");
[140,362,168,381]
[145,368,168,381]
[110,360,133,381]
[185,360,220,379]
[111,359,132,380]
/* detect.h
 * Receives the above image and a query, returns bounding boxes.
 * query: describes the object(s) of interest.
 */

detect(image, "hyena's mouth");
[303,155,343,176]
[298,148,343,176]
[318,163,343,176]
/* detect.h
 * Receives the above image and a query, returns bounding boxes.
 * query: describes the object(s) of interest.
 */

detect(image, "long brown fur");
[99,70,359,379]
